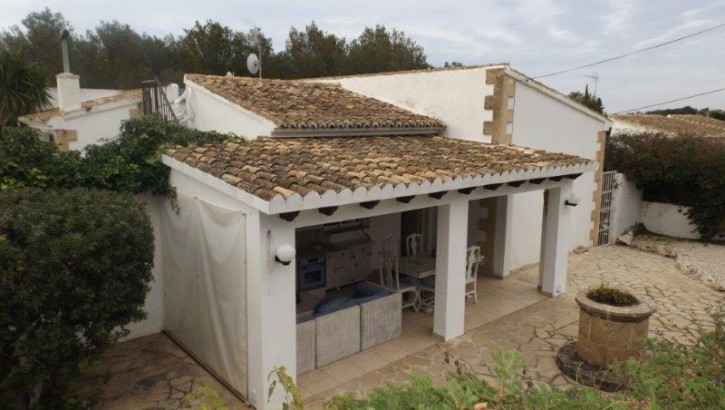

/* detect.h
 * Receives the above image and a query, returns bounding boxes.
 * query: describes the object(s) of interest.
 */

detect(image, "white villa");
[21,64,611,410]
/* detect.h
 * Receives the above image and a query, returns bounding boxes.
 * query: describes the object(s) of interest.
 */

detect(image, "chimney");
[56,29,81,112]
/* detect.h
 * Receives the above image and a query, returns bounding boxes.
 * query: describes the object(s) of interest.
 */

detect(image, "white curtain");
[162,193,247,396]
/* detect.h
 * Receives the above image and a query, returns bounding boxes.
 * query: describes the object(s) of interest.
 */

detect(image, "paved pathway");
[79,244,723,409]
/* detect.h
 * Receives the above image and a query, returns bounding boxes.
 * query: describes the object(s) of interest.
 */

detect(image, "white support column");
[433,198,468,341]
[492,195,514,277]
[539,180,573,297]
[246,214,297,410]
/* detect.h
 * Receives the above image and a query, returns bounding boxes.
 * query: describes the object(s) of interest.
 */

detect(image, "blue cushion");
[353,282,383,299]
[355,292,387,304]
[313,295,356,316]
[296,311,314,324]
[420,277,436,288]
[399,277,417,289]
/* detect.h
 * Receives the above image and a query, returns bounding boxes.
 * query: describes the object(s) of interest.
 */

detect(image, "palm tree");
[568,85,605,115]
[0,52,50,128]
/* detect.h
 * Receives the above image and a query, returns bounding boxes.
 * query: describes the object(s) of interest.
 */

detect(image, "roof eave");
[270,126,443,138]
[163,153,596,216]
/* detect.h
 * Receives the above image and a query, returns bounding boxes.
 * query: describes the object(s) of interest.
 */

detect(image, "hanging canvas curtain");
[161,192,247,397]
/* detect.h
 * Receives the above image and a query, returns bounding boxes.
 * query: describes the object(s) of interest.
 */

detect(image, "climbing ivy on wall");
[605,133,725,239]
[0,114,235,197]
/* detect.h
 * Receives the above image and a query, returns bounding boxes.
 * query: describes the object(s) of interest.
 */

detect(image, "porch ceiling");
[164,135,596,215]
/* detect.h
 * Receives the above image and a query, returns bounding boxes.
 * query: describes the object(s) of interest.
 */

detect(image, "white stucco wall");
[125,195,165,340]
[185,82,276,138]
[510,81,607,268]
[610,173,643,241]
[46,101,140,151]
[641,201,701,239]
[315,67,496,142]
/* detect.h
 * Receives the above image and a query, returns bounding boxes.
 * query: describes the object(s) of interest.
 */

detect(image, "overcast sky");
[2,0,724,112]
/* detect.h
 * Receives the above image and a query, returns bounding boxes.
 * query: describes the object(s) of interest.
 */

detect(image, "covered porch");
[163,135,594,410]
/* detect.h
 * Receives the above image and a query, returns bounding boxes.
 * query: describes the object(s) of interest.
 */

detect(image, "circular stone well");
[575,288,655,368]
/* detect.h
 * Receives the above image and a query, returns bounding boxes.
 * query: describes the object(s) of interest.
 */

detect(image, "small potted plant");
[575,284,655,369]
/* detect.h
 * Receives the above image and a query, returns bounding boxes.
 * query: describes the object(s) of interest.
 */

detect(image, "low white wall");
[48,101,139,151]
[609,173,643,241]
[641,201,701,240]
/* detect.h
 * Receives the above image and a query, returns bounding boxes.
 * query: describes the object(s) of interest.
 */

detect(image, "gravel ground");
[626,233,725,292]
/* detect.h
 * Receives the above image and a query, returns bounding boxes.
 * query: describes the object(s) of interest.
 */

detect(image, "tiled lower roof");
[166,136,593,204]
[611,114,725,138]
[19,89,141,122]
[185,74,444,131]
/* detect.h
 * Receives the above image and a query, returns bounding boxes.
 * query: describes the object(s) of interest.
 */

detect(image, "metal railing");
[141,79,179,123]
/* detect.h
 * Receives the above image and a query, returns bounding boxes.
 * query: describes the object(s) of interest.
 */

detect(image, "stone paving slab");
[79,333,250,409]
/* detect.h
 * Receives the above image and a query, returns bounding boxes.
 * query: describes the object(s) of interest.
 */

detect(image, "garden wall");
[609,173,703,241]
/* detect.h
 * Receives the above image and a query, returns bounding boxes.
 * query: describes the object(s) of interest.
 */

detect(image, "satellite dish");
[247,53,259,75]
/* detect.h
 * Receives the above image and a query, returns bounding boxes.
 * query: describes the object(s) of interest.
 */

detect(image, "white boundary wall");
[610,173,643,241]
[641,202,701,239]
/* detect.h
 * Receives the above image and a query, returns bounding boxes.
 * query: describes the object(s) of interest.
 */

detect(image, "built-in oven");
[297,256,326,291]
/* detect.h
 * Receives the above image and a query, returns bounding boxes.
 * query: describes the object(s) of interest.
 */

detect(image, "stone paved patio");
[80,244,723,409]
[79,333,250,409]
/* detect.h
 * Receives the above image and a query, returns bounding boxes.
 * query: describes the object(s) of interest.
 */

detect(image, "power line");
[615,86,725,113]
[533,22,725,79]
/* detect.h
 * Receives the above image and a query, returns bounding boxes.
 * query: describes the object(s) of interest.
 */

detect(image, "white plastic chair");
[381,236,400,254]
[465,246,483,304]
[406,233,423,256]
[379,251,418,311]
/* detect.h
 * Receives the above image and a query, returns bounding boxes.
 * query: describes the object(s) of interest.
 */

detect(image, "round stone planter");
[575,288,654,368]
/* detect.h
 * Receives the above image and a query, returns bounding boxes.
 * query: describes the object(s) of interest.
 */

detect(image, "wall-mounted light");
[275,244,296,265]
[564,192,581,207]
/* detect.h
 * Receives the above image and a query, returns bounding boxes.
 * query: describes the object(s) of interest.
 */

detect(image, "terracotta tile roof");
[166,135,592,202]
[20,89,141,123]
[185,74,444,130]
[611,114,725,138]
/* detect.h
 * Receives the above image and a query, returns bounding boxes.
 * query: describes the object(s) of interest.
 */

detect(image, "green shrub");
[0,127,83,190]
[605,133,725,239]
[81,114,233,197]
[587,285,638,307]
[0,114,234,198]
[0,188,154,409]
[272,310,725,409]
[622,309,724,409]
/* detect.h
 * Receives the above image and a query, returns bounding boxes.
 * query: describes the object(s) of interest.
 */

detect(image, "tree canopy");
[568,85,605,114]
[0,52,50,128]
[0,8,431,88]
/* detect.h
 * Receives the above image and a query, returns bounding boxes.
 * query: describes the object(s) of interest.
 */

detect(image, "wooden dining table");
[398,255,437,279]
